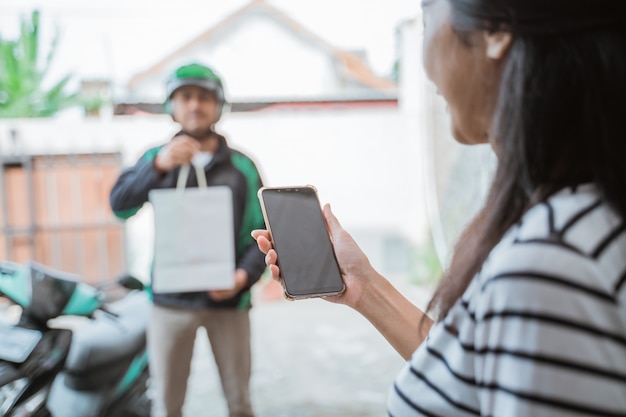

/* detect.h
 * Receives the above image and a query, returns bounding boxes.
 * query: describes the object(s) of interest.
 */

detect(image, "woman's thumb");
[323,204,342,237]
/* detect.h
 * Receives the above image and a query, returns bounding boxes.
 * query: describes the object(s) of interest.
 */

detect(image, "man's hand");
[154,135,200,173]
[208,268,248,301]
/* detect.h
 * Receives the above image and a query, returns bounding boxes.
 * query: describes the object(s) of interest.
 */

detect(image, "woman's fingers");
[264,248,277,265]
[323,204,342,240]
[263,248,281,279]
[252,230,281,278]
[269,264,280,279]
[251,229,270,242]
[251,230,272,253]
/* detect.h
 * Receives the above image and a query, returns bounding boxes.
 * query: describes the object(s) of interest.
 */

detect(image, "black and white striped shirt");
[388,184,626,416]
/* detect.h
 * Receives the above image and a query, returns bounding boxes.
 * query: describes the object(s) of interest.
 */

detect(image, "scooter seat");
[64,291,149,377]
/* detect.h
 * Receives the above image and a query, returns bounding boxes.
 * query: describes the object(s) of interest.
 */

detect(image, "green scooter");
[0,260,150,417]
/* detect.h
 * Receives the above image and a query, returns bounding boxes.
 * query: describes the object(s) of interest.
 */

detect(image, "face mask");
[192,152,213,167]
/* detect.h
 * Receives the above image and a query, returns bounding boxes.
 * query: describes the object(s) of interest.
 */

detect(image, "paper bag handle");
[176,163,207,192]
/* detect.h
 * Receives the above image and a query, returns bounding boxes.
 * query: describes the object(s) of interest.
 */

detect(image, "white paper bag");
[149,164,235,293]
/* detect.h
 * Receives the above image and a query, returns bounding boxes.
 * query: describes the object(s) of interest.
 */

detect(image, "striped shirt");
[388,184,626,417]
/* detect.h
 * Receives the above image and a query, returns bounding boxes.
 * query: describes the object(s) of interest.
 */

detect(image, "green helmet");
[164,63,225,115]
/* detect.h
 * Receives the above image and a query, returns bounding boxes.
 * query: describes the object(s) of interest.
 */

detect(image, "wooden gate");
[0,153,125,285]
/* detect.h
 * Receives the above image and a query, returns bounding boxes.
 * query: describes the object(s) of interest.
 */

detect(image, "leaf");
[0,9,80,118]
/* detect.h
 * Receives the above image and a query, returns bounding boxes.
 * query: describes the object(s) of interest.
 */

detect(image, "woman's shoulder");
[492,184,622,261]
[475,183,625,309]
[517,184,621,250]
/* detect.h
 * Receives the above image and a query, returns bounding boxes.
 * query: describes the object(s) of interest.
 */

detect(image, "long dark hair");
[427,0,626,320]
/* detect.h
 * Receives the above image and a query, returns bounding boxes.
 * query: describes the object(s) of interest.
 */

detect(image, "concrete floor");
[0,275,433,417]
[184,278,433,417]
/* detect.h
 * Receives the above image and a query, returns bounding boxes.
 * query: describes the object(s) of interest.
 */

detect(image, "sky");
[0,0,420,91]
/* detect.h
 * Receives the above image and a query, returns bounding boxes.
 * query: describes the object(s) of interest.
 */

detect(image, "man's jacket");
[109,134,266,309]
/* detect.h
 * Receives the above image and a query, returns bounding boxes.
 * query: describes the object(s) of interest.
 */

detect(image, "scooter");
[0,260,151,417]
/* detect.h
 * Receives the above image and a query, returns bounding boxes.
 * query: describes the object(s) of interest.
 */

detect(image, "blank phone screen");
[260,187,344,297]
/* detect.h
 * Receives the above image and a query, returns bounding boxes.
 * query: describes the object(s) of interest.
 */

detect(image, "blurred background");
[0,1,495,415]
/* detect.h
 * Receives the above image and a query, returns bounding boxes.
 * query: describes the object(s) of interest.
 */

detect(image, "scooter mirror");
[116,274,145,291]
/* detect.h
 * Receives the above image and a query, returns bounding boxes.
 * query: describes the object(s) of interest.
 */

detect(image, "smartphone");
[257,185,345,300]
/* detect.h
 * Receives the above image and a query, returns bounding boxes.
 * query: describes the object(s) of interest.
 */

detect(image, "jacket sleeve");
[109,148,169,220]
[238,240,266,289]
[231,152,267,287]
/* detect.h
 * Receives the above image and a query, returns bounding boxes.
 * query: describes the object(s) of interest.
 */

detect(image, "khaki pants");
[148,305,254,417]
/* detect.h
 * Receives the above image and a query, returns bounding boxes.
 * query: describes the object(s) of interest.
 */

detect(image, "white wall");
[0,105,429,281]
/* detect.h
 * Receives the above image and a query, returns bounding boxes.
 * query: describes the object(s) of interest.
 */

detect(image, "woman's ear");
[484,31,513,60]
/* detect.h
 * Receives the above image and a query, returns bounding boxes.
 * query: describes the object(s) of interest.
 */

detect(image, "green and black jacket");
[109,133,266,310]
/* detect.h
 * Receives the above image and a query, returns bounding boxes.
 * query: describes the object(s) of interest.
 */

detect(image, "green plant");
[0,10,80,118]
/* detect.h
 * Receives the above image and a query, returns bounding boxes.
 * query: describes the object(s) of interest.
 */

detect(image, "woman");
[253,0,626,415]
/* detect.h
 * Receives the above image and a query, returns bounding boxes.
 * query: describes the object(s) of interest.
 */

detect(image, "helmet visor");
[166,78,224,102]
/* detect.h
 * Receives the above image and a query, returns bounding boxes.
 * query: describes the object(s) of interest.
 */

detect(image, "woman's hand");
[252,203,433,359]
[253,204,379,310]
